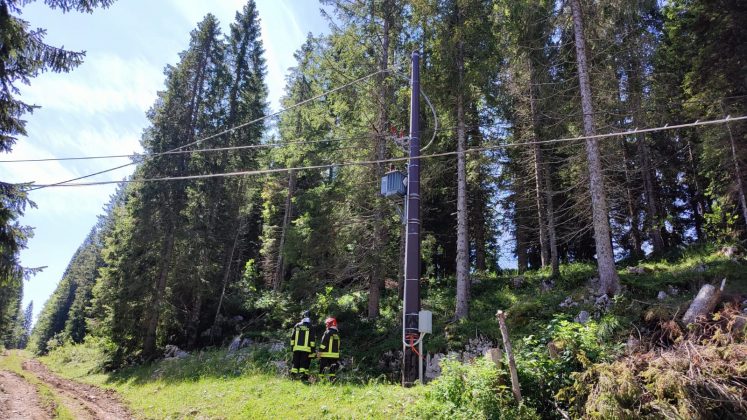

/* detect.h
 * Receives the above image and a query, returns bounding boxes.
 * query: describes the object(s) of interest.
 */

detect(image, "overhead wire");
[22,66,440,190]
[23,115,747,189]
[24,68,394,191]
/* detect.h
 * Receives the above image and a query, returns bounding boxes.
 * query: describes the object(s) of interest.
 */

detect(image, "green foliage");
[412,357,539,420]
[516,315,623,413]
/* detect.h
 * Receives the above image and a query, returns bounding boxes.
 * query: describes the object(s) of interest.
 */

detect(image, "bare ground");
[22,359,135,420]
[0,369,52,420]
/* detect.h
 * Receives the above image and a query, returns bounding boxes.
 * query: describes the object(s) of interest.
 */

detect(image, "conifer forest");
[1,0,746,418]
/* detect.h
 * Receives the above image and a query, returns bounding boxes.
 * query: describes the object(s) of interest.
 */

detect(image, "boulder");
[559,296,578,308]
[626,266,649,275]
[540,279,555,292]
[425,353,444,380]
[720,246,739,259]
[657,291,668,300]
[227,336,241,353]
[484,347,503,367]
[164,344,189,359]
[594,294,611,310]
[575,310,590,324]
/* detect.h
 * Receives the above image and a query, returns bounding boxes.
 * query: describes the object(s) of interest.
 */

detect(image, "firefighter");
[318,317,340,382]
[289,311,315,381]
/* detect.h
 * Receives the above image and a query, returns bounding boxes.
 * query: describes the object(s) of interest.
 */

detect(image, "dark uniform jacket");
[318,327,340,358]
[290,322,315,353]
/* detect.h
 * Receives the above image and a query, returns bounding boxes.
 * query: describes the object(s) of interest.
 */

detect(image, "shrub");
[412,357,540,420]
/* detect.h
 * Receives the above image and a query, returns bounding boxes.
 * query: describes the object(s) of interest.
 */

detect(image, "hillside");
[4,244,743,419]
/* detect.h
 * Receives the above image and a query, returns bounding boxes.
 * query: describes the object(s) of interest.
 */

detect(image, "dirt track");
[0,355,134,420]
[0,369,51,420]
[22,359,135,420]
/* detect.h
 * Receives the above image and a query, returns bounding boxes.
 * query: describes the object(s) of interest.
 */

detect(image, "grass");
[41,344,422,419]
[0,350,75,419]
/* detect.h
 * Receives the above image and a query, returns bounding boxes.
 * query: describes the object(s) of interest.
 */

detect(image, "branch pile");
[564,304,747,419]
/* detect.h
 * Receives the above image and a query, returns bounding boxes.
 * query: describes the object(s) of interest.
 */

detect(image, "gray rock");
[626,266,647,275]
[227,336,241,353]
[594,294,611,310]
[164,344,189,359]
[626,336,640,353]
[657,291,668,300]
[540,279,555,292]
[559,296,578,308]
[272,360,287,373]
[667,285,680,296]
[694,263,707,273]
[240,338,253,348]
[231,315,245,323]
[721,246,739,259]
[425,353,444,380]
[575,310,590,324]
[268,341,285,353]
[484,348,503,367]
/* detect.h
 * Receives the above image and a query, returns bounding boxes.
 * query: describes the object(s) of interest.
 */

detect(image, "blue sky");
[3,0,330,322]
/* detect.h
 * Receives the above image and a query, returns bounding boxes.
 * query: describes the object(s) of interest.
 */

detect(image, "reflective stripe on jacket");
[318,328,340,358]
[291,324,315,353]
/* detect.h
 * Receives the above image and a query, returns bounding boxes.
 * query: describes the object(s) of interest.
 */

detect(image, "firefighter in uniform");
[289,311,315,380]
[318,317,340,382]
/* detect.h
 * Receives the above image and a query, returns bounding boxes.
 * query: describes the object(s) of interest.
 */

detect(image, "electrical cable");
[24,68,392,191]
[22,115,745,189]
[0,134,394,163]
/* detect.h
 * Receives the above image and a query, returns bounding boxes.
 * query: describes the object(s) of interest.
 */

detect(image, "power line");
[26,68,391,191]
[0,134,389,163]
[25,115,746,189]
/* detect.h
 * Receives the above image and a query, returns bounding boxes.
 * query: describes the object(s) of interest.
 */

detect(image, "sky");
[3,0,331,322]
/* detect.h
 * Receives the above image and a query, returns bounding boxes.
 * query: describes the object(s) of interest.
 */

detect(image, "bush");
[516,315,623,414]
[411,357,539,420]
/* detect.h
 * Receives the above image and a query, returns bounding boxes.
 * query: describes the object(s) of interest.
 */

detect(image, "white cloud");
[19,54,162,116]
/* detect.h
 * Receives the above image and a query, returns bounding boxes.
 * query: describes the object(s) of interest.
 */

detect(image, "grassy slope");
[37,244,747,419]
[40,344,421,419]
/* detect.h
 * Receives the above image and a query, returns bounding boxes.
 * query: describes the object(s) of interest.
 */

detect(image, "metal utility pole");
[402,50,421,387]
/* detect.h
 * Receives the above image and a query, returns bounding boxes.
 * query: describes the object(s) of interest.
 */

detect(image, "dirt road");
[0,369,51,420]
[0,355,134,420]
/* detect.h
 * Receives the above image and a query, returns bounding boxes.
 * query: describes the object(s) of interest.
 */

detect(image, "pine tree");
[570,0,620,294]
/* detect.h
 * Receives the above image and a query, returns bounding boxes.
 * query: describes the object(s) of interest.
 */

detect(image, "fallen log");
[682,278,726,325]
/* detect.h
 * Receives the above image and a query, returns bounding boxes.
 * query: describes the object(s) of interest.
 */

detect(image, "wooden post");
[496,310,522,403]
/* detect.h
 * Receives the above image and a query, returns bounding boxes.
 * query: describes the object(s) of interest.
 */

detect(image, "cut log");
[682,278,726,325]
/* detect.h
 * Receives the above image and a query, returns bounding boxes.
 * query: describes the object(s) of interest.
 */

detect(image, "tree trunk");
[273,169,295,290]
[570,0,619,295]
[368,0,392,320]
[686,139,705,241]
[143,224,175,358]
[211,221,243,343]
[638,138,665,252]
[455,39,470,320]
[725,118,747,230]
[621,140,643,259]
[528,61,558,275]
[516,219,528,274]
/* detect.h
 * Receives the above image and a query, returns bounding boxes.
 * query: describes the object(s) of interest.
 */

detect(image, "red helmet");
[325,317,337,328]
